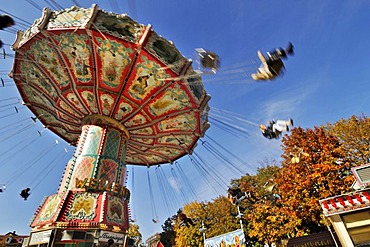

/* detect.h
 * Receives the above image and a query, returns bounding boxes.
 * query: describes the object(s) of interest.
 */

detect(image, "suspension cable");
[154,166,172,215]
[147,168,159,222]
[0,122,36,144]
[109,0,121,13]
[159,165,181,212]
[24,0,43,11]
[200,139,245,174]
[5,139,59,186]
[0,129,45,169]
[205,134,258,171]
[208,115,250,138]
[174,161,200,202]
[192,152,229,189]
[170,164,191,204]
[211,107,260,127]
[129,166,137,221]
[32,147,68,191]
[188,155,224,196]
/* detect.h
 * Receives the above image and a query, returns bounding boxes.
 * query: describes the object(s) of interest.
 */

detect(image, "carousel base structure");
[27,190,129,247]
[26,122,131,247]
[28,228,127,247]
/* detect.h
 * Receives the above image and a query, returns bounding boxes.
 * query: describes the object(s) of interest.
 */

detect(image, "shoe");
[286,42,294,55]
[257,50,267,67]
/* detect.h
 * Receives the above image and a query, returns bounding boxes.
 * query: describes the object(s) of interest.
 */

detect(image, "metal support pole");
[199,221,207,246]
[123,234,127,247]
[236,205,244,231]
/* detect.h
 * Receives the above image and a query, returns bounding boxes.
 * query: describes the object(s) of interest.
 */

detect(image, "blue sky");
[1,0,370,242]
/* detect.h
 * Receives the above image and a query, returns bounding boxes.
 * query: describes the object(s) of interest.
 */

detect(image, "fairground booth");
[319,164,370,246]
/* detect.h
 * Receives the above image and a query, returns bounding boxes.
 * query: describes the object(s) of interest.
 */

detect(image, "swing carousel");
[10,4,210,246]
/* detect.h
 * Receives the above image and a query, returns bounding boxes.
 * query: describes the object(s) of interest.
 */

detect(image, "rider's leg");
[273,120,291,132]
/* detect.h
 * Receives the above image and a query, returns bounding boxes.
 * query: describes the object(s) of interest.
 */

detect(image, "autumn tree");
[160,215,176,247]
[326,114,370,167]
[203,197,241,238]
[175,201,208,247]
[235,165,297,246]
[247,200,301,246]
[276,126,353,235]
[174,198,241,247]
[127,223,143,246]
[240,126,357,244]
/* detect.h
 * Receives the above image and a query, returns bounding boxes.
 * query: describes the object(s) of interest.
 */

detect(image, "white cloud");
[261,80,321,120]
[168,176,181,193]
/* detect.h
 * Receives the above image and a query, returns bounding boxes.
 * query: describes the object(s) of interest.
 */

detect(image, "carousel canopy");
[10,4,210,166]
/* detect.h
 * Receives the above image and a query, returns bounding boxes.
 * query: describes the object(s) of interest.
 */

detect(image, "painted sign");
[204,229,246,247]
[287,231,341,247]
[29,230,52,245]
[99,231,125,244]
[75,178,130,200]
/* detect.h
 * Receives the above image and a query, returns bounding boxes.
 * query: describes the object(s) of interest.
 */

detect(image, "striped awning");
[319,189,370,216]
